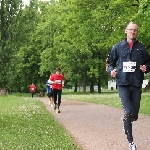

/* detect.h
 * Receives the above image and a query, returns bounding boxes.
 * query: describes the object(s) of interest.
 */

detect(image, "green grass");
[11,89,150,116]
[1,89,149,149]
[0,96,82,150]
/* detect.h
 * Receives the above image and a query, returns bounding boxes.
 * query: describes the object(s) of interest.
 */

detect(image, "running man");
[107,22,150,150]
[50,67,64,113]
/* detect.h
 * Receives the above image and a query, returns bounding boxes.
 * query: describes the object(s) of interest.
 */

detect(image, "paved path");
[35,97,150,150]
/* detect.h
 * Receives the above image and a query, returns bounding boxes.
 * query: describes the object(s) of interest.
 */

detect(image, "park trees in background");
[1,0,150,94]
[39,0,150,93]
[0,0,24,94]
[13,0,44,92]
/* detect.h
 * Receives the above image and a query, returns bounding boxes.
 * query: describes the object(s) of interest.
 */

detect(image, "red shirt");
[30,84,36,92]
[129,43,133,50]
[50,74,64,90]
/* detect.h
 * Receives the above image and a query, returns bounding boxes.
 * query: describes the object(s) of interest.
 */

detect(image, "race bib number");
[56,80,61,84]
[123,62,136,72]
[32,88,34,90]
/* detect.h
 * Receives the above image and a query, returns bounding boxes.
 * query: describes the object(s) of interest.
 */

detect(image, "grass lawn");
[1,89,149,149]
[0,96,82,150]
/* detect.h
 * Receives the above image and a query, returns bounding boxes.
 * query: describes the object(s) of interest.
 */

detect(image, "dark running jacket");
[107,38,150,88]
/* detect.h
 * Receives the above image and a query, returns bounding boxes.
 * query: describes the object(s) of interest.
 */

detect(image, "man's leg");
[48,93,51,105]
[32,92,34,98]
[130,86,141,121]
[57,90,62,110]
[117,85,133,143]
[53,89,58,110]
[50,93,54,107]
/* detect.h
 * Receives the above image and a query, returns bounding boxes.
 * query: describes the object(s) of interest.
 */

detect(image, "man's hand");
[54,81,58,84]
[111,69,117,77]
[140,65,146,72]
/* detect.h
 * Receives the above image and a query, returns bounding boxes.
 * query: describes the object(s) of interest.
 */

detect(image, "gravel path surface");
[35,97,150,150]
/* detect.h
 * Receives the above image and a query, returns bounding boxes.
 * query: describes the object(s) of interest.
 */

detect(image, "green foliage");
[1,0,150,93]
[0,0,23,88]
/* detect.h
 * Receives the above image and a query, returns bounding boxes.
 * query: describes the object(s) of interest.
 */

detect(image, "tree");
[0,0,23,94]
[1,0,149,93]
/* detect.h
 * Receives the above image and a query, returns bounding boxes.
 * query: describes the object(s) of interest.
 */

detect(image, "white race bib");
[123,62,136,72]
[56,80,61,84]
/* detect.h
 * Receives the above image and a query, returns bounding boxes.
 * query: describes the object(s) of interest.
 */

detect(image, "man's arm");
[107,46,118,77]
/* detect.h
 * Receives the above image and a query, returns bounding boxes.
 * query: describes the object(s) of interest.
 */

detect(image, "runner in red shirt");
[29,83,36,98]
[50,68,64,113]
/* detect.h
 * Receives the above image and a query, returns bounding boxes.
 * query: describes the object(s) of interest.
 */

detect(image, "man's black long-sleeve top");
[107,38,150,88]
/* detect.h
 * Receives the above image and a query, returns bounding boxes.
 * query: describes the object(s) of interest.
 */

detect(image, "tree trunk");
[74,82,78,92]
[0,88,6,95]
[82,68,87,93]
[90,80,94,93]
[98,82,102,93]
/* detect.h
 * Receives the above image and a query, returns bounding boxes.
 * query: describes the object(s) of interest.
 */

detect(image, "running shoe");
[54,104,57,110]
[56,109,60,113]
[48,101,50,105]
[129,142,137,150]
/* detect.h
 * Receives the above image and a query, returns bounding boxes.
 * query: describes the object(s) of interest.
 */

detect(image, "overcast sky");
[23,0,29,5]
[23,0,50,5]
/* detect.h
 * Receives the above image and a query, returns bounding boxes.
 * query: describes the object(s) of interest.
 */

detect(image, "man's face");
[125,24,138,40]
[56,70,61,75]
